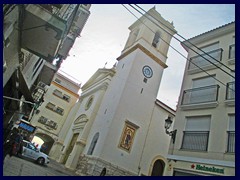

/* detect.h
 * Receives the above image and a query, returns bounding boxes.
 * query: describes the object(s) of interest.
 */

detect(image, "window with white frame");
[181,116,211,151]
[227,114,235,153]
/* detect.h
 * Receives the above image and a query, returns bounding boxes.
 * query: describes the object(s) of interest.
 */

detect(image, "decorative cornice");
[117,43,168,69]
[81,82,109,98]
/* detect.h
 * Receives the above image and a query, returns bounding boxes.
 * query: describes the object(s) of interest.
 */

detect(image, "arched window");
[152,31,161,48]
[87,132,99,155]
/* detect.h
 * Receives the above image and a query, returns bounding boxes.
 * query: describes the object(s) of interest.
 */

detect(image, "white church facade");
[54,7,177,176]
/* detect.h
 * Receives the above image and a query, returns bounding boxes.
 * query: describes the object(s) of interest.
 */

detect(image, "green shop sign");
[191,164,224,174]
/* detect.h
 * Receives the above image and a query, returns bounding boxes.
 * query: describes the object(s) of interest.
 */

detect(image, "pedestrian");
[11,130,23,156]
[40,144,47,153]
[3,127,18,160]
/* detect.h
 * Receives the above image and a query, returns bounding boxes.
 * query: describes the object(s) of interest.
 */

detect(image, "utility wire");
[134,4,234,74]
[121,4,235,92]
[131,4,235,79]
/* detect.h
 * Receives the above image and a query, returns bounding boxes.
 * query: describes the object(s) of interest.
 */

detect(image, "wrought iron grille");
[227,131,235,153]
[181,131,209,151]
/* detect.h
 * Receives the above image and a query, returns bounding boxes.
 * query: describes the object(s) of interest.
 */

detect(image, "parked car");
[21,140,50,165]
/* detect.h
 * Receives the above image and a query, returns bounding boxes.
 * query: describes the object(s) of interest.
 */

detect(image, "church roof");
[155,99,176,116]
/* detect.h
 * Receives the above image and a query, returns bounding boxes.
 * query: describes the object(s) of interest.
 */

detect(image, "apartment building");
[30,72,81,155]
[3,4,91,140]
[166,22,235,176]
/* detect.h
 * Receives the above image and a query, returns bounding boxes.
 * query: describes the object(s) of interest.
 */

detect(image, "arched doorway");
[33,133,54,155]
[63,133,79,164]
[151,159,165,176]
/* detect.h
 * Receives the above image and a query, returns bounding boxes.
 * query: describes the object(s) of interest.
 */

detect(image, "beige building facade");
[167,22,235,176]
[30,72,80,156]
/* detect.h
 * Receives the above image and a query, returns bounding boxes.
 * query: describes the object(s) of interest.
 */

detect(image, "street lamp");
[165,116,177,144]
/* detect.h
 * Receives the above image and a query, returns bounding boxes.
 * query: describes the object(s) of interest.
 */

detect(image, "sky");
[59,4,235,110]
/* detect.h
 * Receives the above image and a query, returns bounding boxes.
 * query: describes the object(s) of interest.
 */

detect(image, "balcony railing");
[227,131,235,153]
[226,82,235,100]
[38,4,63,15]
[181,85,219,105]
[229,44,235,59]
[188,48,223,70]
[21,4,79,63]
[181,131,209,151]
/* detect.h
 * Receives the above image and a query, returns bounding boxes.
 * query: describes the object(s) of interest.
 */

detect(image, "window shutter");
[229,115,235,131]
[192,76,215,88]
[185,116,211,131]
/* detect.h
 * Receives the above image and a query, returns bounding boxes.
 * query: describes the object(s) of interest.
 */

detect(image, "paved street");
[3,155,78,176]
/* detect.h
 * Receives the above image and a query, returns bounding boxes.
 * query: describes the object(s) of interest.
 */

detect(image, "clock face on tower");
[142,65,153,78]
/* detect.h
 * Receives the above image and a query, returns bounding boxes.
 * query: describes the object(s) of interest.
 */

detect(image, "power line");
[131,4,235,79]
[121,4,235,92]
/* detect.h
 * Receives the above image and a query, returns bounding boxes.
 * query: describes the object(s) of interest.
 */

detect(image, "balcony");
[21,4,71,63]
[57,35,75,59]
[225,81,235,106]
[181,85,219,110]
[58,5,90,59]
[181,131,209,151]
[188,48,223,74]
[228,44,235,64]
[227,131,235,153]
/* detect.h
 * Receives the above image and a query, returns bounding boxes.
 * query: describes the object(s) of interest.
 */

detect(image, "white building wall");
[169,22,235,176]
[139,104,173,176]
[83,48,165,174]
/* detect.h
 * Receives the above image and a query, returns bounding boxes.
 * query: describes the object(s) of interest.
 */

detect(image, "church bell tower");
[80,6,177,175]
